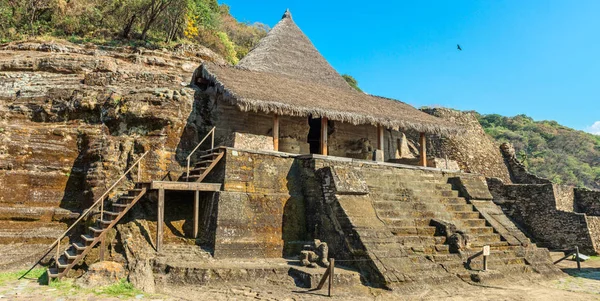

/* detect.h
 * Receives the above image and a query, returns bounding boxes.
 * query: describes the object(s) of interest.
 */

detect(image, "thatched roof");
[199,10,464,136]
[237,9,351,90]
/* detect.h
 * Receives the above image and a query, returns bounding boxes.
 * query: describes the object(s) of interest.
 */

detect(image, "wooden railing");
[186,126,216,181]
[20,151,149,279]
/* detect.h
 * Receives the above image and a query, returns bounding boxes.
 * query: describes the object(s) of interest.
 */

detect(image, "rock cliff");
[0,40,223,268]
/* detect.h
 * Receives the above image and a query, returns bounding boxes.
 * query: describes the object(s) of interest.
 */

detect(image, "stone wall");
[575,188,600,216]
[499,143,551,185]
[212,148,306,258]
[419,108,512,183]
[490,183,596,253]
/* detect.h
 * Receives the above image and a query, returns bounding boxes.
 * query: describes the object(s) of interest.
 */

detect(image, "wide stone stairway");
[321,163,561,289]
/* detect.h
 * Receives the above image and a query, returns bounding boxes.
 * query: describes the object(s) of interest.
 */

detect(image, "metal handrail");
[20,151,149,278]
[186,127,216,181]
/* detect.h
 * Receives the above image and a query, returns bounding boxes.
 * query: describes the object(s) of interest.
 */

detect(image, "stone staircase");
[322,164,557,289]
[47,184,148,279]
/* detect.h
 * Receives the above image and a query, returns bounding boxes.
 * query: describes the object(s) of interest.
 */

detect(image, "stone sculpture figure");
[300,239,330,268]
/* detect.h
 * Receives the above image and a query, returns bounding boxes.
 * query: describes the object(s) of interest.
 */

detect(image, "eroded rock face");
[419,108,512,183]
[0,40,221,268]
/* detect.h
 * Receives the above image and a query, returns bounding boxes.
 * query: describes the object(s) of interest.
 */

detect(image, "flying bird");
[457,44,462,51]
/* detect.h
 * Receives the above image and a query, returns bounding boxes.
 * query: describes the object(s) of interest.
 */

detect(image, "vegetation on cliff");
[0,0,267,64]
[478,113,600,189]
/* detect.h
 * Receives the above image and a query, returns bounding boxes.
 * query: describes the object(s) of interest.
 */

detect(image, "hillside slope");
[477,113,600,189]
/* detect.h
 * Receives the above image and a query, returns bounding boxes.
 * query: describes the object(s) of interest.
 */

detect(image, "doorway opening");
[307,116,322,154]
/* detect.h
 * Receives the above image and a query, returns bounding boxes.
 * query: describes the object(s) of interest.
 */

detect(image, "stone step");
[376,209,437,219]
[373,193,467,204]
[388,226,437,236]
[372,201,442,211]
[380,217,432,228]
[470,233,502,244]
[368,182,453,191]
[465,227,494,235]
[451,211,480,219]
[462,219,487,227]
[444,204,474,212]
[470,240,509,248]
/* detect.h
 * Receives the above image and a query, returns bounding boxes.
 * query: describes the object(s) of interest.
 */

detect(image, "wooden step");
[89,226,104,236]
[183,175,202,181]
[48,267,60,279]
[64,249,78,260]
[194,160,214,167]
[81,234,94,244]
[73,242,86,251]
[99,219,112,227]
[57,257,68,269]
[189,167,208,174]
[112,203,128,211]
[199,153,220,160]
[103,211,120,217]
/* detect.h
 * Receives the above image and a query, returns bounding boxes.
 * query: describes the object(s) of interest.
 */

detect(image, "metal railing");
[186,126,216,181]
[554,246,582,271]
[20,151,149,279]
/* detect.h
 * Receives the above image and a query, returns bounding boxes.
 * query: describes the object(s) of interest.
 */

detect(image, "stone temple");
[1,8,599,294]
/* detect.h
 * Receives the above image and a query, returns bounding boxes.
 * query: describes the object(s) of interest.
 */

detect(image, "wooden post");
[419,132,427,167]
[193,190,199,239]
[273,114,280,151]
[99,235,105,261]
[328,258,335,297]
[321,117,328,156]
[576,246,581,271]
[377,125,384,151]
[157,188,164,253]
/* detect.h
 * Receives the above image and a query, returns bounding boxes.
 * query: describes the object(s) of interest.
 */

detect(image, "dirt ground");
[3,255,600,301]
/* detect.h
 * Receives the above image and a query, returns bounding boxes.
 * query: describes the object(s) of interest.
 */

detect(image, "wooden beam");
[377,125,384,151]
[273,114,279,151]
[321,117,328,155]
[157,188,164,253]
[193,190,199,239]
[419,132,427,167]
[151,181,221,191]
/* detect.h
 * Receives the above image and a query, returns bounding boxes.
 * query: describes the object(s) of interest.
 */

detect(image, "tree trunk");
[122,14,136,39]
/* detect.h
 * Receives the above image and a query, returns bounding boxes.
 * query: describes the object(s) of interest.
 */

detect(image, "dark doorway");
[307,116,321,154]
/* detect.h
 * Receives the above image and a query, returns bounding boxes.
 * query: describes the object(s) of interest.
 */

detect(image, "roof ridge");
[237,9,352,90]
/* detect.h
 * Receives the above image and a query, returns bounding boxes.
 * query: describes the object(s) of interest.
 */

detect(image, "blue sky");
[222,1,599,134]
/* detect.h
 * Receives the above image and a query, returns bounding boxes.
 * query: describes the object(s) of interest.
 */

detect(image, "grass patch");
[94,278,143,298]
[49,278,80,291]
[0,268,46,285]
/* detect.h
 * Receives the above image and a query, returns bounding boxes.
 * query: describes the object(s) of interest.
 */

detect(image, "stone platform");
[152,244,362,291]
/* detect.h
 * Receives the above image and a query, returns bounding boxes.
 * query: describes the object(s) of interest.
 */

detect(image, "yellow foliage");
[184,15,199,38]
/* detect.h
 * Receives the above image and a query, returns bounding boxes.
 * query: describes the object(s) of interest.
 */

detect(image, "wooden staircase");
[182,149,224,182]
[48,184,148,280]
[38,127,222,282]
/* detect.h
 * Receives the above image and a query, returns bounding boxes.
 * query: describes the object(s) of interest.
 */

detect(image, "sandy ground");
[3,255,600,301]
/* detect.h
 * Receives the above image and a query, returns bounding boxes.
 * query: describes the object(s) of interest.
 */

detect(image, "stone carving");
[431,219,470,253]
[300,239,330,268]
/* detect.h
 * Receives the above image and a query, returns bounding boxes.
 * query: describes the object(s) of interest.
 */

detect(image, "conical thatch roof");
[200,10,464,136]
[237,9,351,90]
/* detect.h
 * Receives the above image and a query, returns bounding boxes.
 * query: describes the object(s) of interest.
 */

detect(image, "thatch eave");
[200,63,465,136]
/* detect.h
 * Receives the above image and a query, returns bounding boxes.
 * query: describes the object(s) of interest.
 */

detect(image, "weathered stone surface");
[500,143,551,185]
[419,108,512,183]
[449,176,493,200]
[76,261,126,288]
[0,39,222,267]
